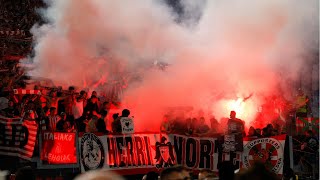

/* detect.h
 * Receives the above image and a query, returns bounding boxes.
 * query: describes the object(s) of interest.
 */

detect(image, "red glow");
[211,97,258,130]
[40,132,77,164]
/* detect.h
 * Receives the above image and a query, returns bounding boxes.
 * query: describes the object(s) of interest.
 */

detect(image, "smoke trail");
[27,0,318,131]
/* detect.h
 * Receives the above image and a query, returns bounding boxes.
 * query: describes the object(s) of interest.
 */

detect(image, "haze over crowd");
[26,0,318,131]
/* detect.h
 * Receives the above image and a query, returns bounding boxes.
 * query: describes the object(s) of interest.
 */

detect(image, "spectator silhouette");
[142,171,159,180]
[112,109,131,134]
[74,170,124,180]
[160,165,190,180]
[218,161,235,180]
[235,161,279,180]
[15,166,36,180]
[198,169,217,180]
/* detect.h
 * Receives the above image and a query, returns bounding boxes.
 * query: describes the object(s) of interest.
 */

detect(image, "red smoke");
[27,0,318,132]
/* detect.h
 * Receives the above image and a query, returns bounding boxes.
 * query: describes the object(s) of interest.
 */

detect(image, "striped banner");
[296,117,319,135]
[0,116,38,160]
[13,89,41,95]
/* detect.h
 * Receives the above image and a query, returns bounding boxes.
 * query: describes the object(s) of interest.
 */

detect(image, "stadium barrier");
[1,116,319,178]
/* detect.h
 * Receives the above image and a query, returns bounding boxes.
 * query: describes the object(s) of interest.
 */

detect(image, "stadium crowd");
[0,76,317,179]
[0,56,318,179]
[0,81,295,138]
[0,1,318,179]
[0,0,45,58]
[6,161,286,180]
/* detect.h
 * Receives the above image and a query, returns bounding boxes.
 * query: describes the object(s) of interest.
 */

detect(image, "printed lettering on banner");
[78,133,220,174]
[79,133,288,176]
[168,134,218,171]
[242,135,286,175]
[40,132,77,164]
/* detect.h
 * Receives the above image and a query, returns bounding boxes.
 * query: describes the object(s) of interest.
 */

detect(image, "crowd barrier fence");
[0,116,319,179]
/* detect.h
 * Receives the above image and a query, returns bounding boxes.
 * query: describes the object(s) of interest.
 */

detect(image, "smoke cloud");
[27,0,318,131]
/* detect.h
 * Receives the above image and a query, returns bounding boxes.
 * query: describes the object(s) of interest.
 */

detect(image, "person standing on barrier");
[227,111,245,136]
[221,111,245,174]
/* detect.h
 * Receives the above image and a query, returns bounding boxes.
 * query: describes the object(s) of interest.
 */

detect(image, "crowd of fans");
[0,62,288,138]
[0,83,130,135]
[10,161,286,180]
[0,1,318,179]
[159,111,286,138]
[0,0,44,30]
[0,57,317,180]
[0,60,27,96]
[0,0,45,58]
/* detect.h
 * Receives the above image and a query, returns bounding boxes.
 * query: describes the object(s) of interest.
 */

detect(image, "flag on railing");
[0,116,38,160]
[40,132,77,164]
[242,134,287,175]
[296,117,319,135]
[13,89,41,95]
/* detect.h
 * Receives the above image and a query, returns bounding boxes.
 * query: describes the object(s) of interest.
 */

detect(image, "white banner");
[78,133,286,176]
[120,117,134,134]
[242,134,286,175]
[79,133,219,174]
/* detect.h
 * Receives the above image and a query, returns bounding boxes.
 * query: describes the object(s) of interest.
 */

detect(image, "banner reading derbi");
[79,133,219,173]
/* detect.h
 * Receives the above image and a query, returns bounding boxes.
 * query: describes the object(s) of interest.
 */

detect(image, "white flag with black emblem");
[120,117,134,134]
